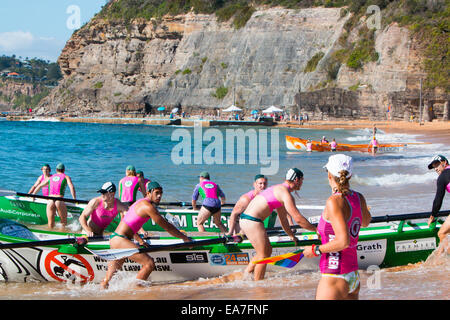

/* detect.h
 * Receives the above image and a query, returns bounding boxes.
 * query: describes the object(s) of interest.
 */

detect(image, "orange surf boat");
[285,135,406,153]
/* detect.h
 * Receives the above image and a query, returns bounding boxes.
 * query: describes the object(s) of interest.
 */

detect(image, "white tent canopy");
[222,105,242,112]
[262,106,283,113]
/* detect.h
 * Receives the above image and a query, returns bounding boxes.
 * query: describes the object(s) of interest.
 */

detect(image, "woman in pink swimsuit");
[303,154,371,300]
[239,168,317,281]
[226,174,268,236]
[79,182,129,236]
[28,164,51,196]
[101,181,191,289]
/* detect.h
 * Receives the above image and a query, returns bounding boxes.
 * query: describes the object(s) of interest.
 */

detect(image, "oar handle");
[0,235,109,250]
[370,210,450,223]
[16,192,89,205]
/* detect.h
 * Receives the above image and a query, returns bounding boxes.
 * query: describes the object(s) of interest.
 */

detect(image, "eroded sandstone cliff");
[36,6,449,120]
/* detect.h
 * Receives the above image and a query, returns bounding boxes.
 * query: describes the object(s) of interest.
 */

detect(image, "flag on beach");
[254,249,304,268]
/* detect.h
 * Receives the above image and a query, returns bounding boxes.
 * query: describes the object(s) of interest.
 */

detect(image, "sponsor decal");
[170,252,208,264]
[52,176,61,182]
[124,180,133,187]
[357,239,387,268]
[204,183,215,189]
[395,237,436,253]
[209,253,249,266]
[349,217,361,238]
[44,250,94,283]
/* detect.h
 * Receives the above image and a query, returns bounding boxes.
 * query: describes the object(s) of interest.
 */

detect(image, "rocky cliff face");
[37,7,448,120]
[0,80,43,109]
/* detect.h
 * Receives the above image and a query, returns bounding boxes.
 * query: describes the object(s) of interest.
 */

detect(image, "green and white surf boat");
[0,210,446,284]
[0,192,278,232]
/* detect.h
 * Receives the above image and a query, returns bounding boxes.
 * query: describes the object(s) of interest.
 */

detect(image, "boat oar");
[254,249,305,268]
[0,235,107,250]
[15,192,89,205]
[370,210,449,223]
[85,234,244,261]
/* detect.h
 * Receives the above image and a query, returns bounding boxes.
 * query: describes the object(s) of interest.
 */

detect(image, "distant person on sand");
[427,155,450,254]
[28,164,51,196]
[79,182,128,236]
[118,165,146,206]
[303,154,371,300]
[226,174,268,236]
[32,163,76,229]
[192,171,227,233]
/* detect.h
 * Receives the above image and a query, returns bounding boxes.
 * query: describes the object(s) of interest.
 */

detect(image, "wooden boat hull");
[0,195,277,232]
[0,218,443,284]
[285,135,406,153]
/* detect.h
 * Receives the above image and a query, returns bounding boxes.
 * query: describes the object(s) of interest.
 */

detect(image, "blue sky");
[0,0,107,62]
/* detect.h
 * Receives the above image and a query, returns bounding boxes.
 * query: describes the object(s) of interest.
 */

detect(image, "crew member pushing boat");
[226,174,268,236]
[101,181,191,289]
[240,168,317,280]
[79,182,128,236]
[427,154,450,254]
[32,163,76,229]
[118,165,146,206]
[28,164,51,196]
[192,171,227,233]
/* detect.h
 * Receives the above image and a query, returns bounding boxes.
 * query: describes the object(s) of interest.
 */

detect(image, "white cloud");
[0,31,34,51]
[0,31,65,61]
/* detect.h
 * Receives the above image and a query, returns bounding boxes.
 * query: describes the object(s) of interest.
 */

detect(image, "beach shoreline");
[5,114,450,145]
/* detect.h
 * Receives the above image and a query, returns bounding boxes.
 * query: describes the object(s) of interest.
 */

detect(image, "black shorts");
[202,205,221,215]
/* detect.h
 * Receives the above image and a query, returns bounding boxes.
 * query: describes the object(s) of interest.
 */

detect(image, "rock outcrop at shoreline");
[36,6,449,121]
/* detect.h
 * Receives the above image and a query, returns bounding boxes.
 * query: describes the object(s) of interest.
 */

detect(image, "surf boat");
[0,210,446,284]
[285,135,406,153]
[0,192,277,233]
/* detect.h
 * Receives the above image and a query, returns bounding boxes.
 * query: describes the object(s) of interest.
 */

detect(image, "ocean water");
[0,119,448,301]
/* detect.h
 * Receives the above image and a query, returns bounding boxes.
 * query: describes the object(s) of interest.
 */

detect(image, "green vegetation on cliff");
[0,55,62,110]
[98,0,448,91]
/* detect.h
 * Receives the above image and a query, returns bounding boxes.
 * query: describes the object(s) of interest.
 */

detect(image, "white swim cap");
[323,154,353,178]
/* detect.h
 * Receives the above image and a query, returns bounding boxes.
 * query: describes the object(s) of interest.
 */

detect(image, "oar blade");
[85,247,140,261]
[255,249,304,268]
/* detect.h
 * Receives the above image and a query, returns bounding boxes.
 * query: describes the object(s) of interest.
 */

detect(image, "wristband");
[312,244,321,257]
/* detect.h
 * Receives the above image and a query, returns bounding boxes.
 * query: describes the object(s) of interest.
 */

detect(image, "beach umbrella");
[262,106,283,113]
[222,105,242,112]
[157,106,165,111]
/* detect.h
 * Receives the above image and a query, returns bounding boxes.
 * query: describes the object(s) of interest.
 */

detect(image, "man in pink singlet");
[79,182,129,236]
[101,181,191,289]
[303,154,371,300]
[32,163,76,229]
[226,174,268,236]
[28,164,51,196]
[118,165,146,206]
